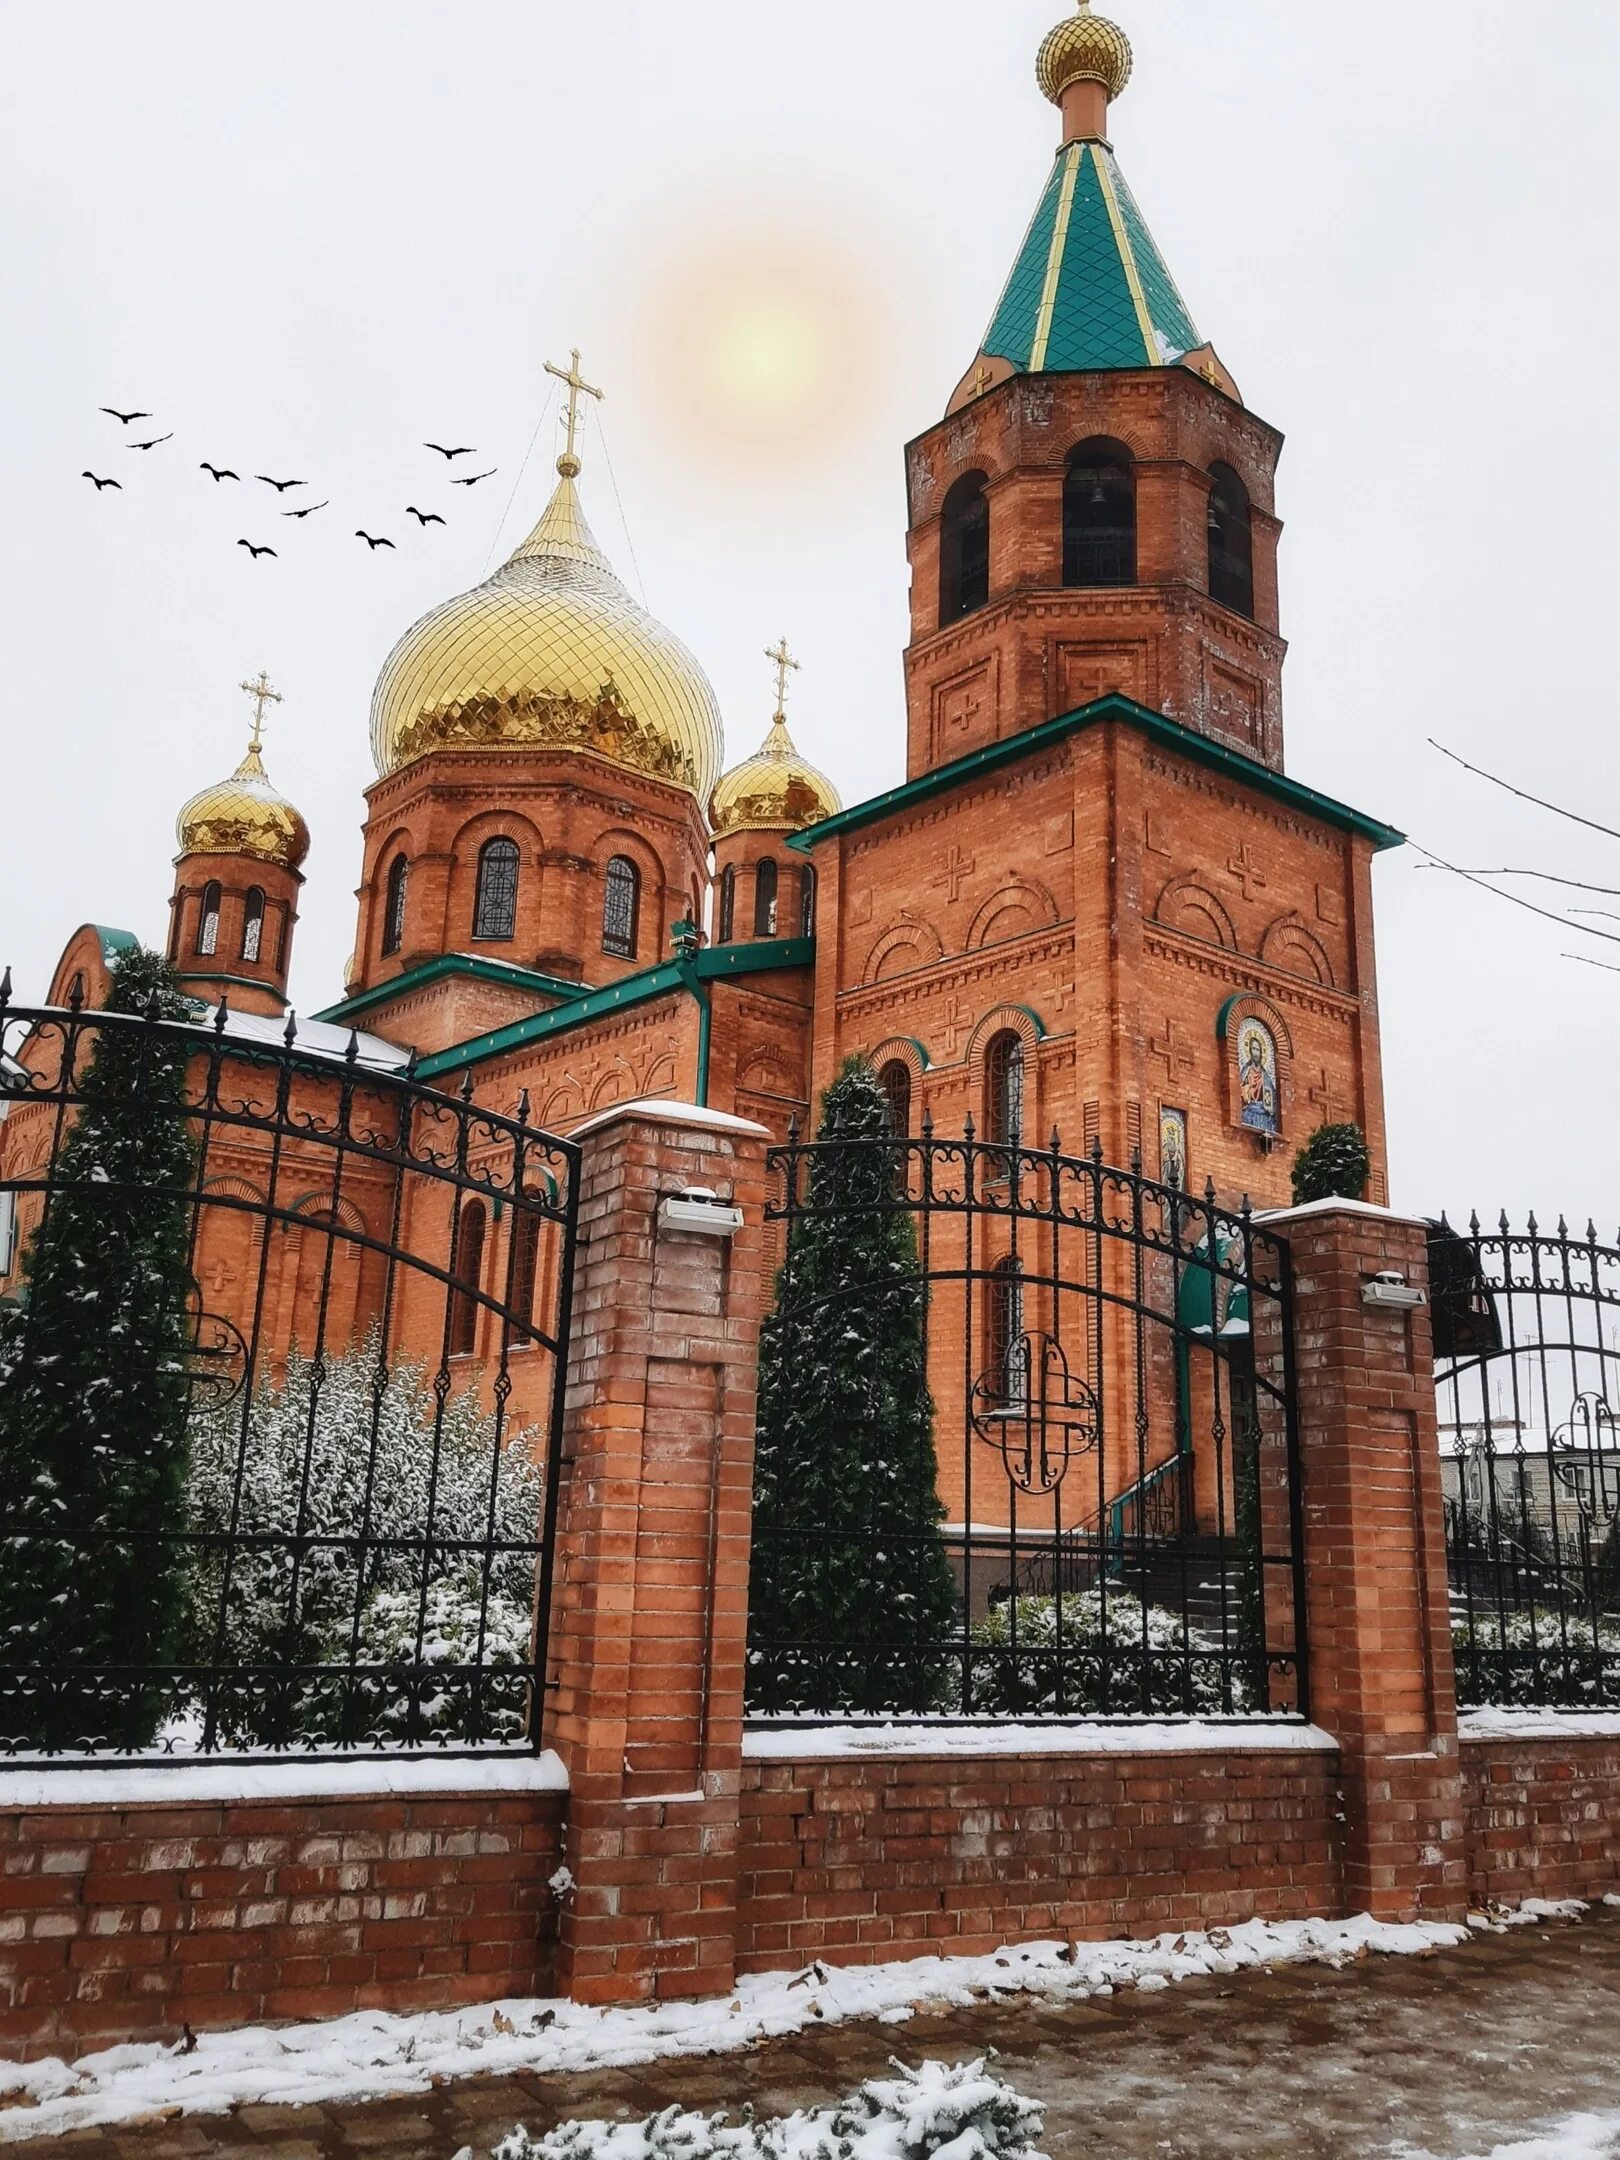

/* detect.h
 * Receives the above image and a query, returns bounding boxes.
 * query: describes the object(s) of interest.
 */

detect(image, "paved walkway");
[10,1909,1620,2159]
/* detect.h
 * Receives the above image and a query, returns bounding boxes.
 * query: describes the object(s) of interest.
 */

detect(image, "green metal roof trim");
[789,694,1405,857]
[313,954,588,1028]
[417,938,814,1081]
[983,142,1201,375]
[94,927,140,961]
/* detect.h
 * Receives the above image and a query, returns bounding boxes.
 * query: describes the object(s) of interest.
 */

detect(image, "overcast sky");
[3,0,1617,1228]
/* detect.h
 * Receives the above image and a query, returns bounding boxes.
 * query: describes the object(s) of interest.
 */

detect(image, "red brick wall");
[1462,1736,1620,1907]
[735,1747,1343,1969]
[0,1788,564,2062]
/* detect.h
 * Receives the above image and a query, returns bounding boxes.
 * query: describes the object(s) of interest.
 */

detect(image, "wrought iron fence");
[749,1120,1307,1723]
[1436,1213,1620,1710]
[0,991,578,1763]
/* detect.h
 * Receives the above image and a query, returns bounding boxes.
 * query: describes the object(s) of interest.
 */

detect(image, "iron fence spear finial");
[283,1010,299,1047]
[0,966,10,1011]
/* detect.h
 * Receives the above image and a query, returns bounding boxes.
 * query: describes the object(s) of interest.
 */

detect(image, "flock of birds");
[80,407,499,562]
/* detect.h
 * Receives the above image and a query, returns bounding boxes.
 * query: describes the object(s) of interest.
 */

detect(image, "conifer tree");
[0,948,200,1750]
[1290,1121,1371,1207]
[747,1059,958,1714]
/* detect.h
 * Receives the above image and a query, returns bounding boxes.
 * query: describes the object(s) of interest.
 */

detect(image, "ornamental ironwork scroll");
[971,1331,1099,1497]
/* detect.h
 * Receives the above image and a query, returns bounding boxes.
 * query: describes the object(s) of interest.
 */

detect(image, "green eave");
[313,954,589,1029]
[788,694,1405,857]
[416,938,814,1081]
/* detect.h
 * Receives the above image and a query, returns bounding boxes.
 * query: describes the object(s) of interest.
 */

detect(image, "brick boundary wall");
[1462,1735,1620,1908]
[0,1788,564,2061]
[736,1746,1343,1969]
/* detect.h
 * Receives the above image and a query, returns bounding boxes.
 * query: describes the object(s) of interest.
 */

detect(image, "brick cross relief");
[1226,843,1268,902]
[934,845,977,905]
[1309,1066,1352,1127]
[939,995,975,1059]
[1149,1017,1196,1083]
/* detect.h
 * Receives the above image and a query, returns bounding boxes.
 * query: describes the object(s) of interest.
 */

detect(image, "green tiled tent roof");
[983,141,1201,373]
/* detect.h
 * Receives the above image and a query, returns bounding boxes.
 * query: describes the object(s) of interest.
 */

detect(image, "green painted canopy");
[983,140,1201,374]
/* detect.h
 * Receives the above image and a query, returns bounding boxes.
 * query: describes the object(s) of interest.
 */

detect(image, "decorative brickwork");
[1462,1736,1620,1907]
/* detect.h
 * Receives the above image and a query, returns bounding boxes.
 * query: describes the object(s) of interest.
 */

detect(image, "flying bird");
[200,462,239,482]
[129,433,173,450]
[100,408,150,425]
[451,469,496,488]
[405,506,445,526]
[256,475,306,493]
[355,530,395,550]
[82,472,122,491]
[237,539,277,559]
[281,499,329,519]
[424,443,475,460]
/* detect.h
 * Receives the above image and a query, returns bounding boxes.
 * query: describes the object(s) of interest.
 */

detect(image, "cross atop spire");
[766,637,801,722]
[240,671,282,754]
[544,347,605,479]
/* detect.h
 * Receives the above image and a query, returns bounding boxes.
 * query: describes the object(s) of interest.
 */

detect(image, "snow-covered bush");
[492,2058,1047,2160]
[968,1588,1257,1717]
[1452,1604,1620,1710]
[182,1339,542,1747]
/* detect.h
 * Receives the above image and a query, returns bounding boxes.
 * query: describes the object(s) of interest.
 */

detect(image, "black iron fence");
[748,1118,1307,1723]
[1437,1214,1620,1710]
[0,992,578,1762]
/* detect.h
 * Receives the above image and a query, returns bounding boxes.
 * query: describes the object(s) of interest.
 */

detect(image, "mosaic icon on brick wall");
[1159,1105,1188,1191]
[1236,1019,1281,1137]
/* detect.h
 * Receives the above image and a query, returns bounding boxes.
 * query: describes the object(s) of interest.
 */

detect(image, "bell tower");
[902,0,1287,780]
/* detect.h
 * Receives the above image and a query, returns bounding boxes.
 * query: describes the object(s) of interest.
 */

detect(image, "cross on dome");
[766,637,801,723]
[544,347,604,479]
[240,671,282,753]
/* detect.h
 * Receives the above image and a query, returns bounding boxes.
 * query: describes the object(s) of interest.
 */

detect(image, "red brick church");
[5,0,1401,1365]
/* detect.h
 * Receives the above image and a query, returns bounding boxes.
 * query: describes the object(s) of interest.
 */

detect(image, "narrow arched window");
[382,855,409,958]
[988,1256,1027,1406]
[718,864,737,944]
[799,865,817,939]
[274,907,289,972]
[449,1200,487,1359]
[1207,462,1255,619]
[503,1210,542,1349]
[753,858,779,939]
[986,1030,1025,1150]
[167,901,182,961]
[878,1060,912,1139]
[473,836,520,943]
[603,855,640,958]
[1064,440,1136,587]
[939,471,990,623]
[196,881,222,958]
[240,887,265,964]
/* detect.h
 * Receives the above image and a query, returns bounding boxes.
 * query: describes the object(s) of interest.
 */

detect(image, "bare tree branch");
[1413,844,1620,946]
[1414,865,1620,898]
[1430,739,1620,844]
[1564,952,1620,976]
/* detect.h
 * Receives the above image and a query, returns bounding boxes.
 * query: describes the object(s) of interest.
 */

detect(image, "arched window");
[1064,440,1136,586]
[449,1200,487,1359]
[718,864,737,944]
[473,836,520,943]
[196,882,222,958]
[240,887,265,964]
[503,1210,542,1349]
[753,858,779,938]
[382,854,409,958]
[939,471,991,623]
[167,901,181,961]
[1207,462,1255,619]
[799,864,817,940]
[603,855,640,958]
[985,1030,1025,1150]
[988,1256,1027,1406]
[878,1060,912,1139]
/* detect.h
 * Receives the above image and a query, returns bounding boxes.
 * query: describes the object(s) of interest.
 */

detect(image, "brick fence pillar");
[546,1100,769,2005]
[1275,1200,1468,1924]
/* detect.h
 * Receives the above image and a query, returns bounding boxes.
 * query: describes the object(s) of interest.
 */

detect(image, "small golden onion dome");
[710,716,842,838]
[176,742,311,872]
[369,467,725,802]
[1037,0,1133,106]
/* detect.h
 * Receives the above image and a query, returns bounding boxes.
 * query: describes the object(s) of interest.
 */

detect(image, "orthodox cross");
[971,359,995,400]
[240,671,282,752]
[1149,1017,1195,1082]
[1226,842,1268,902]
[1309,1066,1352,1127]
[939,994,975,1059]
[934,844,977,905]
[765,636,800,720]
[544,347,605,468]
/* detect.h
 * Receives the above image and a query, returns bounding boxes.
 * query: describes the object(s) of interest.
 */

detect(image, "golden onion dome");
[176,741,310,872]
[711,716,842,838]
[369,464,725,802]
[1037,0,1133,106]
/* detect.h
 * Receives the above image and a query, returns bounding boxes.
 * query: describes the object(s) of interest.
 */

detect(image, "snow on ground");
[1397,2116,1620,2159]
[0,1905,1598,2144]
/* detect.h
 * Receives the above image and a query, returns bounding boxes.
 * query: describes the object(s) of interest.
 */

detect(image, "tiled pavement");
[9,1909,1620,2160]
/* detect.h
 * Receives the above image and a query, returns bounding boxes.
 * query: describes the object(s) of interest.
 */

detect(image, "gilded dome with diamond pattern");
[1037,0,1133,106]
[176,743,310,872]
[711,716,841,837]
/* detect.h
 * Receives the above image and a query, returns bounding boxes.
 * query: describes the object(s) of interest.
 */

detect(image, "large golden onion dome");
[176,740,310,873]
[1037,0,1133,106]
[369,460,725,802]
[711,715,842,837]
